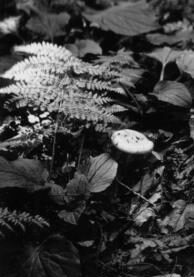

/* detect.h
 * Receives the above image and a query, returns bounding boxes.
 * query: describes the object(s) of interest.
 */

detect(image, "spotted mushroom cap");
[111,129,154,154]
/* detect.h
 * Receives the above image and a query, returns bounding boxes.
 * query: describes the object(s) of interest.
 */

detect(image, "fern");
[0,42,140,131]
[0,207,49,238]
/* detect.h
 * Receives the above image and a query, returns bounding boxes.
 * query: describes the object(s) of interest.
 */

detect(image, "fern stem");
[49,120,58,177]
[77,133,85,169]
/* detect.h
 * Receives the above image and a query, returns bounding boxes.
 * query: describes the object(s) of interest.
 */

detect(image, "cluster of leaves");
[2,0,194,277]
[0,151,118,277]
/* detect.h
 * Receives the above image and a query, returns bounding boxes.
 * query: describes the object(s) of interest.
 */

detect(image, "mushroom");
[111,129,154,155]
[110,129,154,171]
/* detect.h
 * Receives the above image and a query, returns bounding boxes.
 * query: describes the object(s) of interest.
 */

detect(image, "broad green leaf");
[0,157,48,191]
[148,47,182,67]
[22,234,81,277]
[87,153,118,193]
[83,0,159,36]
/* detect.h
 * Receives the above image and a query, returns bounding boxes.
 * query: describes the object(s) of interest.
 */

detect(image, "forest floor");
[1,1,194,277]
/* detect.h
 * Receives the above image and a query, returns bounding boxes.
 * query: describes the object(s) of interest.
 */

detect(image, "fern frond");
[0,42,141,131]
[0,207,49,238]
[14,42,73,61]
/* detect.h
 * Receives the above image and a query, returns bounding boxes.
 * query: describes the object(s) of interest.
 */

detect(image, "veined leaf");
[83,0,159,36]
[87,153,118,193]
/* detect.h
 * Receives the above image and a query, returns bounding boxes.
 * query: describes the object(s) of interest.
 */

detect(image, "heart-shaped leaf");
[83,0,159,36]
[151,81,192,109]
[22,234,81,277]
[0,157,48,192]
[87,153,118,193]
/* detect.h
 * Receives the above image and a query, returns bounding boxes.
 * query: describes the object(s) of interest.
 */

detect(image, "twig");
[116,178,155,207]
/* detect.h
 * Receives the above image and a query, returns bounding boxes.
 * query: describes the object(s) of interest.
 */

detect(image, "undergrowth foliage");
[2,1,194,277]
[0,42,139,132]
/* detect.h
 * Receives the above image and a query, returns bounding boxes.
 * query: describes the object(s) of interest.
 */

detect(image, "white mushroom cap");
[111,129,154,154]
